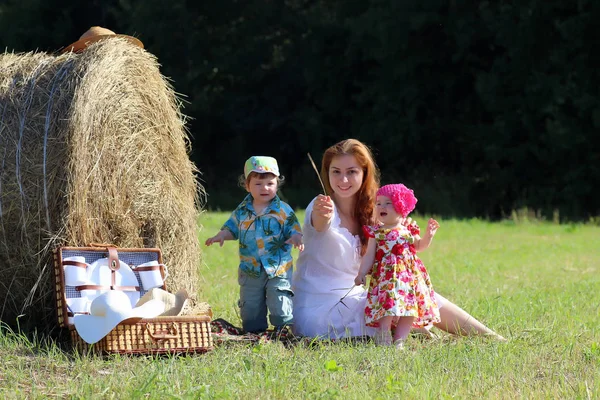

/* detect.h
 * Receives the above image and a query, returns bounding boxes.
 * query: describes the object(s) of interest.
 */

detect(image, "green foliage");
[323,359,342,372]
[2,0,598,219]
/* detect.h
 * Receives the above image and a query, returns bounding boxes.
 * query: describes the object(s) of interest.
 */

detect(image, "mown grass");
[0,211,598,399]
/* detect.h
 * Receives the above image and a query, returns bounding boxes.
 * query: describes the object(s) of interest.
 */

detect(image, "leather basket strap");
[63,260,87,268]
[135,265,161,272]
[67,311,90,317]
[107,246,120,287]
[76,285,140,292]
[108,247,120,271]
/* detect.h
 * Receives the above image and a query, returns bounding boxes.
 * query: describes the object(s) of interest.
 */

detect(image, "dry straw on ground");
[0,38,204,332]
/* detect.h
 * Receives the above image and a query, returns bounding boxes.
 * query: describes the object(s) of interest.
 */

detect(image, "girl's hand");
[313,194,334,220]
[426,218,440,236]
[286,233,305,252]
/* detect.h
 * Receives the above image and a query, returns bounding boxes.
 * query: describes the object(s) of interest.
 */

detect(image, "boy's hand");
[286,233,304,252]
[205,231,226,247]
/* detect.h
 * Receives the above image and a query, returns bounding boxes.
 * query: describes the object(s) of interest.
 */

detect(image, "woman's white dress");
[292,197,446,339]
[292,198,376,338]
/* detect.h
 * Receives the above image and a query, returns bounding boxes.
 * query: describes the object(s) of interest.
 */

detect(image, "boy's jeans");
[238,268,294,333]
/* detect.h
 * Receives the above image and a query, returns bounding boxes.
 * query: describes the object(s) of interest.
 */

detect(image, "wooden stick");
[307,153,327,195]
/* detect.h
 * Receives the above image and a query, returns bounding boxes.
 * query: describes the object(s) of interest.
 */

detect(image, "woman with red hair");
[292,139,505,341]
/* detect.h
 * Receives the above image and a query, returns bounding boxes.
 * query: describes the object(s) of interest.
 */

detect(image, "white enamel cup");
[63,256,89,286]
[135,261,168,290]
[66,297,90,314]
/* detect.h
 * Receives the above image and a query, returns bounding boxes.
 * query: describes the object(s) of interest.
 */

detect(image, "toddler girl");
[355,183,440,348]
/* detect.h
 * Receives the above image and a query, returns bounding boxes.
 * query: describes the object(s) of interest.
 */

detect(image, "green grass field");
[1,211,599,399]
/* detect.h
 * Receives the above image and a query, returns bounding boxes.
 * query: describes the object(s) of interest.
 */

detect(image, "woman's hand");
[313,194,334,219]
[354,273,365,286]
[311,194,334,232]
[400,216,416,228]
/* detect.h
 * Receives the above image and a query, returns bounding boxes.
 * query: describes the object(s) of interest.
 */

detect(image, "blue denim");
[238,268,294,333]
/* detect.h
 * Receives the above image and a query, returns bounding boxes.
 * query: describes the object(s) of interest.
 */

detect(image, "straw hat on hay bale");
[62,26,144,54]
[0,30,204,332]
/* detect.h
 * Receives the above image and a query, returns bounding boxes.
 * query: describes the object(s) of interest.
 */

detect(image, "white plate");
[83,258,140,307]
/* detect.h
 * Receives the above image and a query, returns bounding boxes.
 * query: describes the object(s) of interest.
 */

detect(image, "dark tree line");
[2,1,599,220]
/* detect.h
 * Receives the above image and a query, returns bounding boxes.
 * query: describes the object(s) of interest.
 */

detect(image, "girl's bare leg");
[433,299,506,341]
[392,317,414,342]
[374,316,393,345]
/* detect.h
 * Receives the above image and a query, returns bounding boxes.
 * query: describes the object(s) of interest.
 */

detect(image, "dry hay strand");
[0,38,204,332]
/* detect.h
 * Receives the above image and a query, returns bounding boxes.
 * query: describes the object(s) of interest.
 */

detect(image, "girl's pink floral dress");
[363,223,440,328]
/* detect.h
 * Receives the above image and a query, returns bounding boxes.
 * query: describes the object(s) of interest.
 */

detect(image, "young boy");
[205,156,303,333]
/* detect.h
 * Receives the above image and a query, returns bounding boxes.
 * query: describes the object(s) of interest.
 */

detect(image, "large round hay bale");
[0,39,203,332]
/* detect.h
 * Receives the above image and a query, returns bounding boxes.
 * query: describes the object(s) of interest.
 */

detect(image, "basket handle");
[87,242,116,247]
[145,323,179,341]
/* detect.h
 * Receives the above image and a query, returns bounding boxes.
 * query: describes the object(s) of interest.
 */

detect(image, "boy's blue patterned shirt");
[222,194,302,278]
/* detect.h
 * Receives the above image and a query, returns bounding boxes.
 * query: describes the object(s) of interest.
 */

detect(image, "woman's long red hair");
[320,139,380,254]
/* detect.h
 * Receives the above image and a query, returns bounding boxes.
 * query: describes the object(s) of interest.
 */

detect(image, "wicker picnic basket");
[54,245,213,355]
